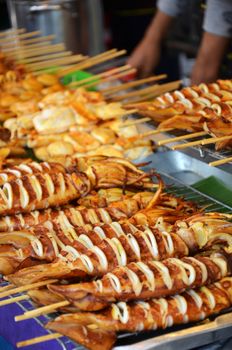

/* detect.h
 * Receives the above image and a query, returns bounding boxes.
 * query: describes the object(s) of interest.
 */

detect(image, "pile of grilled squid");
[130,79,232,151]
[0,156,231,350]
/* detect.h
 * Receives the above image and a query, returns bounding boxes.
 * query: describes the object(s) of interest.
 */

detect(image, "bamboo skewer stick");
[172,139,209,150]
[138,129,174,138]
[15,300,70,322]
[6,42,64,55]
[68,64,131,87]
[33,64,77,75]
[120,117,151,128]
[158,131,208,146]
[0,295,29,307]
[113,109,138,119]
[57,48,117,76]
[0,284,16,293]
[1,34,56,48]
[112,80,181,103]
[102,74,167,95]
[27,55,86,71]
[0,279,58,299]
[0,30,41,43]
[201,134,232,145]
[17,333,62,348]
[111,84,159,102]
[8,43,66,59]
[0,284,15,292]
[0,28,26,38]
[209,157,232,167]
[172,134,232,150]
[88,68,136,89]
[124,80,182,105]
[2,41,52,53]
[18,51,72,64]
[58,49,127,77]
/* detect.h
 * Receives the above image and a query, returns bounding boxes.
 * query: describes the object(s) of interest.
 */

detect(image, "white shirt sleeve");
[157,0,188,17]
[203,0,232,37]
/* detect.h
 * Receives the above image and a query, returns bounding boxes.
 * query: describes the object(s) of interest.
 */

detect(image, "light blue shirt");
[157,0,232,38]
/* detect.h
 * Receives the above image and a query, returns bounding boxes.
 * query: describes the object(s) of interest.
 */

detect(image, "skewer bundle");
[0,30,176,164]
[128,80,232,160]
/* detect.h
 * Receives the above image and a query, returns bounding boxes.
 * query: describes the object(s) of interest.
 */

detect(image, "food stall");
[0,25,231,350]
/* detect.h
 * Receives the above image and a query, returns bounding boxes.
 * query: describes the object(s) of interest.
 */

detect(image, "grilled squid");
[0,157,155,215]
[6,222,191,284]
[0,172,90,215]
[48,252,230,311]
[47,277,232,350]
[0,161,65,185]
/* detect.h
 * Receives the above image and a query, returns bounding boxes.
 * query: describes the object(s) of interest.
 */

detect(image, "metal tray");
[142,150,232,188]
[115,311,232,350]
[136,121,232,174]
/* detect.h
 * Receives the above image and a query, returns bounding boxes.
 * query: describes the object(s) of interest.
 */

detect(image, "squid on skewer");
[0,189,156,232]
[46,277,232,350]
[6,213,232,285]
[0,171,88,215]
[128,80,232,123]
[0,157,154,215]
[1,218,189,277]
[0,161,65,185]
[48,251,230,311]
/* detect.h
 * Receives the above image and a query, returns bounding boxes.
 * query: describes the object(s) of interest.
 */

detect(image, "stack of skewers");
[130,80,232,166]
[0,29,182,165]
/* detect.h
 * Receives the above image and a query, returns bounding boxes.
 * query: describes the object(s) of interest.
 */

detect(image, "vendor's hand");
[127,38,161,78]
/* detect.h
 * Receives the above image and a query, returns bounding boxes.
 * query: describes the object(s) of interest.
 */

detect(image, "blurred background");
[0,0,231,82]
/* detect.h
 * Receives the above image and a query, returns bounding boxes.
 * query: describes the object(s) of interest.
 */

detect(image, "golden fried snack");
[36,74,59,86]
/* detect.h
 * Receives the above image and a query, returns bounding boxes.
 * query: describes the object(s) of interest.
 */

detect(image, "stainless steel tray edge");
[115,313,232,350]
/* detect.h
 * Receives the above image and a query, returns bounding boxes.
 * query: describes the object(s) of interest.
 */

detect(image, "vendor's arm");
[191,0,232,84]
[128,0,187,78]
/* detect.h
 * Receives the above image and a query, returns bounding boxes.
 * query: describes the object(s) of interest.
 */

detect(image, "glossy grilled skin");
[6,213,232,285]
[0,205,129,232]
[47,277,232,350]
[6,221,190,285]
[132,80,232,138]
[0,191,156,232]
[0,189,197,232]
[0,172,88,215]
[0,161,66,186]
[0,157,156,215]
[135,80,232,115]
[0,190,200,275]
[48,253,229,311]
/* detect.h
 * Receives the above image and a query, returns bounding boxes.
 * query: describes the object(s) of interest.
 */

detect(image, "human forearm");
[127,10,173,77]
[191,32,230,84]
[143,9,174,45]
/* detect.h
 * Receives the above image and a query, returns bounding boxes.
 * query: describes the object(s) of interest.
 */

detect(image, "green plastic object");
[39,67,99,90]
[62,70,99,91]
[192,176,232,207]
